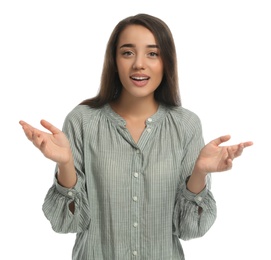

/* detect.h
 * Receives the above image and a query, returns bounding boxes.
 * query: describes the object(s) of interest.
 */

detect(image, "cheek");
[117,68,127,83]
[116,65,125,80]
[116,60,129,75]
[154,66,164,81]
[152,62,163,76]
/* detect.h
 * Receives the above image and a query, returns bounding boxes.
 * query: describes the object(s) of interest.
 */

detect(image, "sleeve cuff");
[53,173,80,199]
[182,186,208,206]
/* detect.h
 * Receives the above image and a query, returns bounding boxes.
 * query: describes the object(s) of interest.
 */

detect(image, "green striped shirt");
[42,103,217,260]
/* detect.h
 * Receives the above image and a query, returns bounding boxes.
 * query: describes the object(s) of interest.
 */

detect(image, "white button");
[132,196,138,201]
[197,196,202,201]
[136,149,140,154]
[133,172,139,178]
[147,118,153,122]
[68,191,73,196]
[133,222,138,228]
[146,128,151,133]
[132,250,137,256]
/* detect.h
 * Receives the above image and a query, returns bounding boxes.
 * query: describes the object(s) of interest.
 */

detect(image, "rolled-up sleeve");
[42,107,91,234]
[172,111,217,240]
[172,175,217,240]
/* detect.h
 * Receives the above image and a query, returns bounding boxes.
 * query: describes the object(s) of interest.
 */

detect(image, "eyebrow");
[119,44,159,49]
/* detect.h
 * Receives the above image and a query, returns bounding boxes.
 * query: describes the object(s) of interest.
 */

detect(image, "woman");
[19,13,253,260]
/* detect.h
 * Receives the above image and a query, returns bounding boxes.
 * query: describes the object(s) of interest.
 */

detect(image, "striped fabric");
[42,103,217,260]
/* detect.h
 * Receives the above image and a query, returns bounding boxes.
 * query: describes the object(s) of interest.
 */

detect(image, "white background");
[1,0,270,259]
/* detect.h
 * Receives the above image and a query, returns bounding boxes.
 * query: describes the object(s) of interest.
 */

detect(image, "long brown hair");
[80,13,181,107]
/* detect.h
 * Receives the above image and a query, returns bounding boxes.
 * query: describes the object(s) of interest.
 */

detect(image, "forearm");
[57,159,77,188]
[186,164,208,194]
[173,172,217,239]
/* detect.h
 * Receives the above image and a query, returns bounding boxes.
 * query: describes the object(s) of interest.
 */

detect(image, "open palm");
[196,135,253,173]
[19,119,72,164]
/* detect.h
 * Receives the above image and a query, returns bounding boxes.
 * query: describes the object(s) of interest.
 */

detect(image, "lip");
[130,73,150,79]
[130,73,150,87]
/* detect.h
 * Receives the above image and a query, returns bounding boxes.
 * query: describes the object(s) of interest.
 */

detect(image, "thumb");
[40,119,61,135]
[211,135,231,146]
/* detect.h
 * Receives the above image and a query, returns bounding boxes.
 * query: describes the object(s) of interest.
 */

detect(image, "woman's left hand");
[195,135,253,175]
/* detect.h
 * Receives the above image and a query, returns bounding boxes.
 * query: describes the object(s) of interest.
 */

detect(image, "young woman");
[19,13,253,260]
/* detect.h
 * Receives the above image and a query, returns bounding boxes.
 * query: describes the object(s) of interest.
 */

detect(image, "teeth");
[131,77,148,81]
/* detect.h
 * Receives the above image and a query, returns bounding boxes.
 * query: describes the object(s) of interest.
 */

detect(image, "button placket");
[132,196,138,202]
[130,148,141,258]
[197,196,202,202]
[146,117,152,133]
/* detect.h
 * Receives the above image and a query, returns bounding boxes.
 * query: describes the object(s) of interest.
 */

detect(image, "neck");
[111,95,159,120]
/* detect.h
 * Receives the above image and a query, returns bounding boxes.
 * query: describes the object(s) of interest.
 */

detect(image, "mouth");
[130,75,150,87]
[130,76,150,81]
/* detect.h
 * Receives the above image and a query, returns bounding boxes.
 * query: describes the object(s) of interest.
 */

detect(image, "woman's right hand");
[19,119,72,165]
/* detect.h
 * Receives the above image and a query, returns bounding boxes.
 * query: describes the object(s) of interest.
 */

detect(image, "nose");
[132,55,146,70]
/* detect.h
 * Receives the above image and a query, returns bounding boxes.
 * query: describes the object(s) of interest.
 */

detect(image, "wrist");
[186,164,208,194]
[192,161,209,177]
[57,159,77,188]
[57,157,74,171]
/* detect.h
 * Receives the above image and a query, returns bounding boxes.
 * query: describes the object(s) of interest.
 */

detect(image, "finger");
[243,141,253,148]
[19,120,29,126]
[40,119,61,135]
[226,158,233,170]
[19,120,41,142]
[19,120,27,126]
[19,120,35,132]
[24,130,34,141]
[227,147,235,160]
[211,135,231,146]
[32,130,44,148]
[20,124,35,141]
[234,143,244,157]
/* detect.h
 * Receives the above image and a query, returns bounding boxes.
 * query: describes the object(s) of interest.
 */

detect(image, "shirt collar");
[102,103,168,127]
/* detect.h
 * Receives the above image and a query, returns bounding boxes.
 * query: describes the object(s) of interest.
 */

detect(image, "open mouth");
[130,76,150,81]
[130,75,150,87]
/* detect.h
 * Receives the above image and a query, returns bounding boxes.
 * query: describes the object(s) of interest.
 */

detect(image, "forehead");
[117,25,157,46]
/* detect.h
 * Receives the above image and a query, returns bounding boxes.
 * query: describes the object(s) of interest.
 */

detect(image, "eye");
[122,50,134,57]
[148,51,159,57]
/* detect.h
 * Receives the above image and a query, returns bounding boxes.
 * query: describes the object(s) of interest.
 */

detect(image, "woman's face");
[116,25,164,101]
